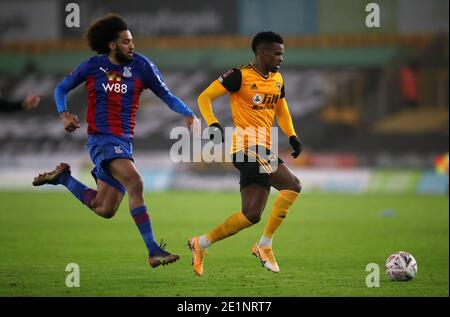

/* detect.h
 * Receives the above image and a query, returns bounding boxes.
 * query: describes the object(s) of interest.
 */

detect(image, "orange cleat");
[251,243,280,273]
[187,236,207,276]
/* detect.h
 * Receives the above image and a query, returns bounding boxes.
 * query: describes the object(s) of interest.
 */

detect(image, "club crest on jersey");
[123,66,132,78]
[276,82,281,91]
[252,93,263,105]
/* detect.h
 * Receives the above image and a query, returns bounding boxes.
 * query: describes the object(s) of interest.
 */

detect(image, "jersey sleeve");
[54,59,90,114]
[197,80,228,126]
[218,68,242,93]
[276,98,297,138]
[142,57,194,117]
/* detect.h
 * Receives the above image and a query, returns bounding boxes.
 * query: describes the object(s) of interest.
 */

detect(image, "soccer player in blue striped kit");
[33,14,197,268]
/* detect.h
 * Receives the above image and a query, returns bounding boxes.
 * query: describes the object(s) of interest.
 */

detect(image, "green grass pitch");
[0,191,448,297]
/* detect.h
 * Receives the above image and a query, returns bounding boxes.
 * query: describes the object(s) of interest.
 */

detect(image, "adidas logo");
[250,83,258,90]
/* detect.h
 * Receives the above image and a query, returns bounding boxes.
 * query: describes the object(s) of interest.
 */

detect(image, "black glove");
[209,123,224,144]
[289,136,302,158]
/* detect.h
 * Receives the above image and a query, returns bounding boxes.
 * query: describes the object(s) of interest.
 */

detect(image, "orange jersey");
[218,64,285,153]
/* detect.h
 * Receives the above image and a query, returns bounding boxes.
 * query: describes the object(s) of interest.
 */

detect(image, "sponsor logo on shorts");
[114,146,123,154]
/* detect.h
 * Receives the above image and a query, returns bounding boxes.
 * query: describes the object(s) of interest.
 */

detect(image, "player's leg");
[188,149,270,276]
[201,152,271,247]
[109,158,179,268]
[89,179,124,218]
[265,162,301,240]
[32,162,99,210]
[109,158,144,210]
[252,163,301,273]
[241,184,270,223]
[268,163,301,193]
[196,183,268,247]
[188,185,268,276]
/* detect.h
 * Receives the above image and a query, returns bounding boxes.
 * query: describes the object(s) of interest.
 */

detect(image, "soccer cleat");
[148,240,180,268]
[251,243,280,273]
[32,163,71,186]
[187,236,207,276]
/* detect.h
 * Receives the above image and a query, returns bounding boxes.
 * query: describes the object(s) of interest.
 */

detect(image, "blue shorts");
[87,134,134,194]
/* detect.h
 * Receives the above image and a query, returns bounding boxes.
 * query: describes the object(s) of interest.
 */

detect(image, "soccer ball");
[385,251,418,281]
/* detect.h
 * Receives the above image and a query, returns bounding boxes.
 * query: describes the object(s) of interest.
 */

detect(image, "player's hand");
[22,90,41,110]
[209,123,224,144]
[289,136,302,158]
[60,111,81,133]
[185,115,201,138]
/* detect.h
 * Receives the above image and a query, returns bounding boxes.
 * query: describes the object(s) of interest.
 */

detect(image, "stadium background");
[0,0,448,297]
[0,0,448,193]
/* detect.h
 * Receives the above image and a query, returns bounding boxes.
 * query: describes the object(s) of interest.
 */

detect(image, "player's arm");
[54,60,89,133]
[198,68,241,143]
[145,62,195,117]
[197,80,227,125]
[275,98,297,138]
[143,60,198,131]
[276,94,302,158]
[197,80,228,143]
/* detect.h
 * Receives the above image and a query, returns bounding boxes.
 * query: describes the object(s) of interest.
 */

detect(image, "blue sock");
[130,205,159,256]
[58,173,97,208]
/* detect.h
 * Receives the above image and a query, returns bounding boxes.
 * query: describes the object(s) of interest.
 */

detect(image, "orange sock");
[206,211,253,244]
[263,190,299,238]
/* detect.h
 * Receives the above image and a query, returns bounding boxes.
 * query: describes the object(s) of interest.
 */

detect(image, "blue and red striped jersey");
[55,53,194,138]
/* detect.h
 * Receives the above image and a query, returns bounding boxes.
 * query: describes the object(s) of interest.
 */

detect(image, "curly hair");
[251,31,284,54]
[86,13,128,54]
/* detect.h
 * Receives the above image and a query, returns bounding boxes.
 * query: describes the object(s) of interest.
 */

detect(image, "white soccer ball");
[385,251,418,281]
